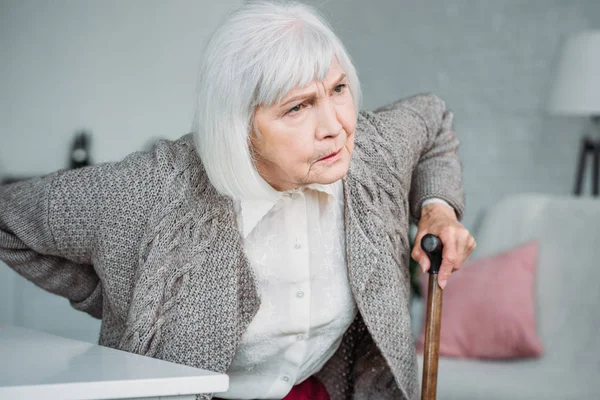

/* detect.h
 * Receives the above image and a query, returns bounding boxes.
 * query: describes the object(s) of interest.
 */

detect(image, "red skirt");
[284,376,329,400]
[214,376,329,400]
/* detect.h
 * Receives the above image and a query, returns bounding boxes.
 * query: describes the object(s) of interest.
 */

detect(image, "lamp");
[548,30,600,196]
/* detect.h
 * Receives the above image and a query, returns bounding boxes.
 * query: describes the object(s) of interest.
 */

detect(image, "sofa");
[414,193,600,399]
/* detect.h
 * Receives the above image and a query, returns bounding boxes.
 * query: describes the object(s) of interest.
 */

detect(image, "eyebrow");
[279,73,347,107]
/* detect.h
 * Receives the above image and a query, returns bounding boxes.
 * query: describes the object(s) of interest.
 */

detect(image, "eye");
[287,103,305,115]
[333,83,347,94]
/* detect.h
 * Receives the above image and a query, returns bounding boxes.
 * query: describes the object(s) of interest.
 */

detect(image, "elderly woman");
[0,1,475,400]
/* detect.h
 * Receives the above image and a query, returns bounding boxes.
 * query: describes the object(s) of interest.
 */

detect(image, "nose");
[315,97,343,140]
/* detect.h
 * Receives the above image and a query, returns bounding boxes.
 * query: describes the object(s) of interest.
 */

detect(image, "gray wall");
[305,0,600,229]
[0,0,243,342]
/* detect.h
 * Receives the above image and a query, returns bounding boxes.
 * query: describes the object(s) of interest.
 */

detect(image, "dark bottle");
[69,131,91,169]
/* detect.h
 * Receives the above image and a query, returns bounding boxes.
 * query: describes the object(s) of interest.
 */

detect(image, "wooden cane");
[420,234,444,400]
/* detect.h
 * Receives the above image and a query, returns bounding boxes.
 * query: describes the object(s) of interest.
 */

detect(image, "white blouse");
[219,180,356,399]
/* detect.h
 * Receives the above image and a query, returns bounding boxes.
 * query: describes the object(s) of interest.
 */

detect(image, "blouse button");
[296,291,305,298]
[282,375,291,383]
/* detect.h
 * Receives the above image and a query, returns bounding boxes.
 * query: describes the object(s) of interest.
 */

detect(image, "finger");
[438,231,459,289]
[466,235,477,255]
[456,232,476,269]
[454,230,473,271]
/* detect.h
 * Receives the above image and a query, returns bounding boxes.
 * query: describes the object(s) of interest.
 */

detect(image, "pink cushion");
[415,241,543,359]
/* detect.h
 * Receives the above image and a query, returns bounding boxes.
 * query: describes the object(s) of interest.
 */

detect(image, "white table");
[0,325,229,400]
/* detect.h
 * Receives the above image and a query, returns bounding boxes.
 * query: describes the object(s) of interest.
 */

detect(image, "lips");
[318,148,342,161]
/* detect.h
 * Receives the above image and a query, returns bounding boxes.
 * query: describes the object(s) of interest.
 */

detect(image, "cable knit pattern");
[0,93,464,400]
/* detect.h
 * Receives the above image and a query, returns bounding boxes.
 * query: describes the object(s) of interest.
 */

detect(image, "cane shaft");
[421,274,443,400]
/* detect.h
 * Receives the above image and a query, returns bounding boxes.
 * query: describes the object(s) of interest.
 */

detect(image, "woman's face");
[251,58,356,192]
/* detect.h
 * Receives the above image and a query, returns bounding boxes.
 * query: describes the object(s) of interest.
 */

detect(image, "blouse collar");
[238,180,340,238]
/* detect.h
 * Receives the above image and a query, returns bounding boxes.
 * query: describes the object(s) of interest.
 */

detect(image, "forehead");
[282,58,345,97]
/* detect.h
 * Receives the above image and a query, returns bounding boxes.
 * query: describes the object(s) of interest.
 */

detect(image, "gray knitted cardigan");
[0,94,464,400]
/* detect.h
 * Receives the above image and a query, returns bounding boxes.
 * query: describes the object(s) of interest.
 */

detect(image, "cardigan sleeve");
[0,148,163,318]
[0,172,102,317]
[373,93,465,223]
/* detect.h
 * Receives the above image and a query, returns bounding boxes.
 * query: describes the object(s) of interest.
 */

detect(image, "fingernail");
[439,279,447,289]
[419,261,426,273]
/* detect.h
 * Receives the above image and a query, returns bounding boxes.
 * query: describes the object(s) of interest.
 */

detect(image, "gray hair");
[193,0,361,200]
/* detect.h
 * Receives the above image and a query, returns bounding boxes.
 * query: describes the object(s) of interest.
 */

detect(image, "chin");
[318,159,351,184]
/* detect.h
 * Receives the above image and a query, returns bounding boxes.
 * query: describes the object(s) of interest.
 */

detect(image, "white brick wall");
[1,0,599,340]
[306,0,600,229]
[0,0,244,341]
